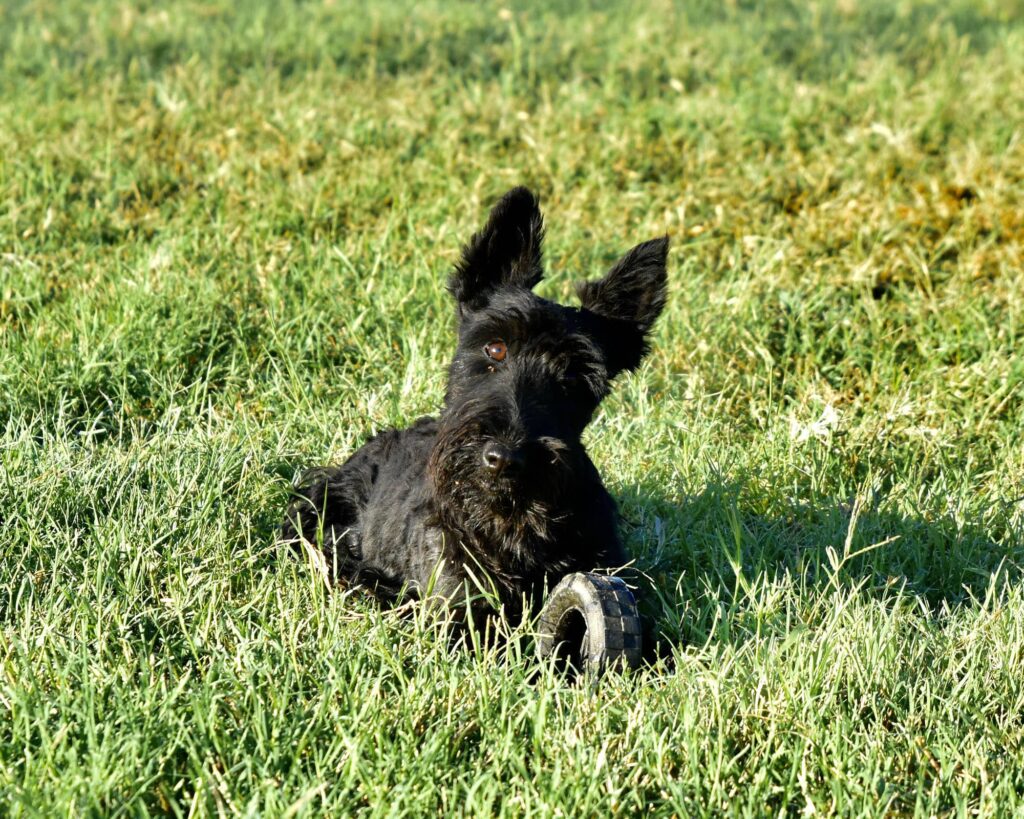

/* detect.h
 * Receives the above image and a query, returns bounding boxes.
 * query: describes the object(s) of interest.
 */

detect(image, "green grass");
[2,0,1024,814]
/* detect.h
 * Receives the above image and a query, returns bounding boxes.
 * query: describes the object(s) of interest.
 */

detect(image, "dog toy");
[536,573,642,674]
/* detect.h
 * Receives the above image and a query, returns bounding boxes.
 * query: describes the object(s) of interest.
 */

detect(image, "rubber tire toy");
[536,572,643,674]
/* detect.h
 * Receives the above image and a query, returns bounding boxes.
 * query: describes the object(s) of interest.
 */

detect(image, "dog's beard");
[428,416,572,556]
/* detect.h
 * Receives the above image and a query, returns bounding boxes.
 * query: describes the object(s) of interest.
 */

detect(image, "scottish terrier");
[281,187,668,620]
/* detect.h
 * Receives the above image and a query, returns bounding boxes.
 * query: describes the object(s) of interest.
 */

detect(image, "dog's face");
[429,188,668,539]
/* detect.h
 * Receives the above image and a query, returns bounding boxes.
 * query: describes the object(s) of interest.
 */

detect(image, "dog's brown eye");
[484,341,507,363]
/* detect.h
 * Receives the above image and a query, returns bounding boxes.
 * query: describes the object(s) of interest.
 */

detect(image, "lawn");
[2,0,1024,815]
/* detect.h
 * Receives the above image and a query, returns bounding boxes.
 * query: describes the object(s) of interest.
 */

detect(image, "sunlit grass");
[2,0,1023,815]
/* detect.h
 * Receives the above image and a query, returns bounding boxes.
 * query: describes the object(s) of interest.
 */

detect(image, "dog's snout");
[482,442,524,477]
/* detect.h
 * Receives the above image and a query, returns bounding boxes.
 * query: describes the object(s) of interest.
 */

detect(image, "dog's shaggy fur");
[281,187,668,618]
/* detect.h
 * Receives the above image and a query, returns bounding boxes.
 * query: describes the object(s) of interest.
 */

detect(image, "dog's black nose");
[482,442,524,477]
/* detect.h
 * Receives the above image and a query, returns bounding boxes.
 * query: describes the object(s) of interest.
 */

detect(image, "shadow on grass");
[617,477,1024,653]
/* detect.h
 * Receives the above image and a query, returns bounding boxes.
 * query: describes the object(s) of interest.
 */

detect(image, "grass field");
[2,0,1024,814]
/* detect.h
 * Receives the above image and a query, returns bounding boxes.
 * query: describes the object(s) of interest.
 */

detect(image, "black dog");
[281,187,668,619]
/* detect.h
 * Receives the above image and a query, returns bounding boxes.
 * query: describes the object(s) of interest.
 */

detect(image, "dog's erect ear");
[448,187,544,312]
[577,236,669,376]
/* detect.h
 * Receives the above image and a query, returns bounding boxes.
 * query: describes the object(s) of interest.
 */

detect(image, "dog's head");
[429,187,669,540]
